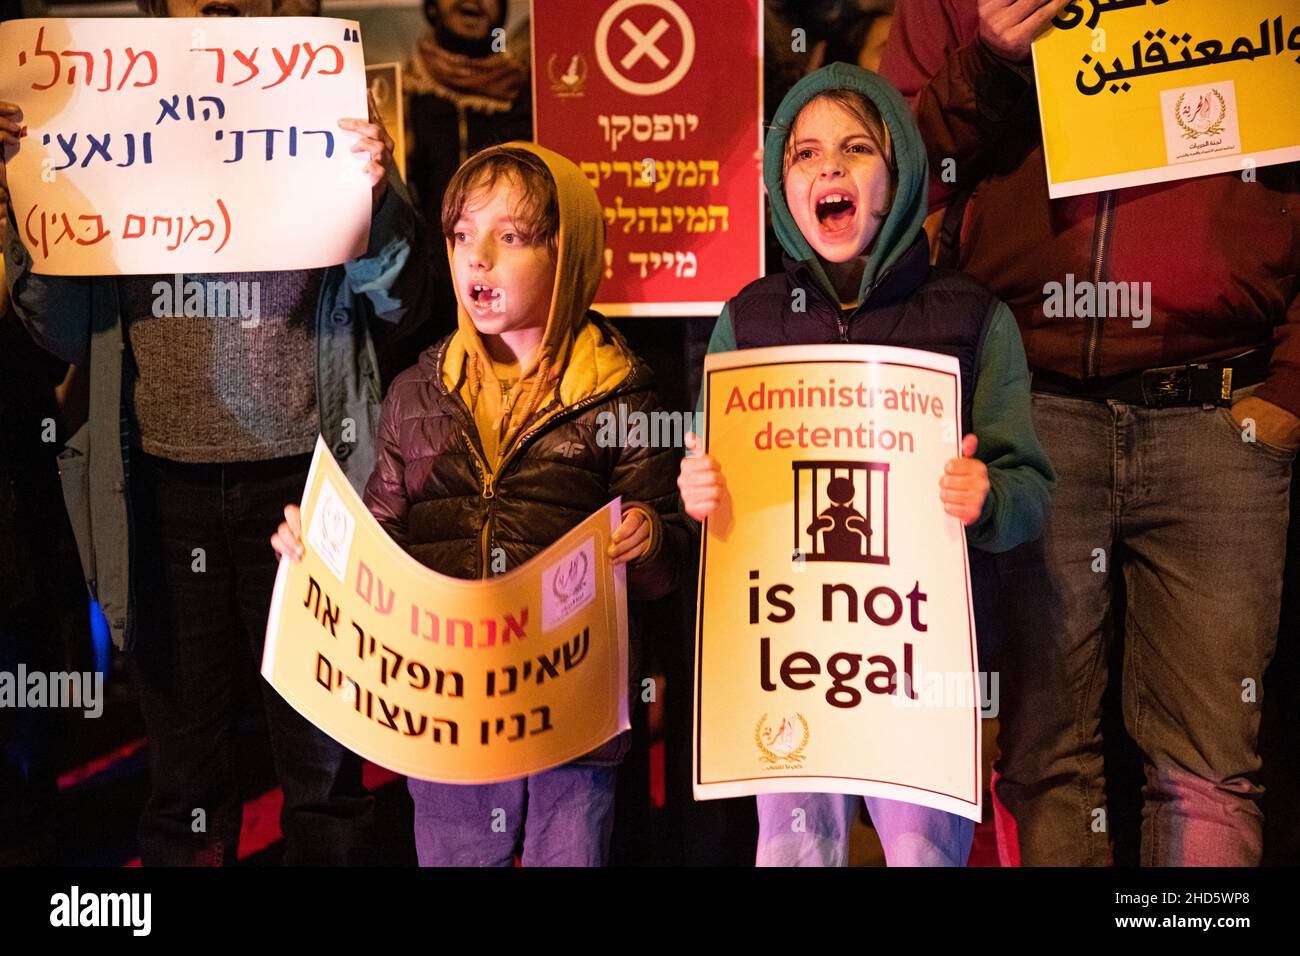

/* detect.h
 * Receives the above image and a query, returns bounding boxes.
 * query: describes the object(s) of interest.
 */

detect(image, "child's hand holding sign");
[939,434,990,525]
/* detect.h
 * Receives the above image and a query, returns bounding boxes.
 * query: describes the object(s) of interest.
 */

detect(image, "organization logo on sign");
[755,713,809,768]
[1175,88,1227,138]
[542,536,597,630]
[547,52,588,97]
[306,481,356,582]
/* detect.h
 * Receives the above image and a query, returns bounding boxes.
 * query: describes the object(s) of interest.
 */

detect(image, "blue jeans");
[755,793,974,866]
[408,763,617,866]
[992,391,1292,865]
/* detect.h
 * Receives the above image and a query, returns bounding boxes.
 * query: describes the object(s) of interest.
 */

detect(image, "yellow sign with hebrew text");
[262,438,629,783]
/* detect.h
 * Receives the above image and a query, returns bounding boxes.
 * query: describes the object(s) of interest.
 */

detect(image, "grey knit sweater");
[120,270,323,463]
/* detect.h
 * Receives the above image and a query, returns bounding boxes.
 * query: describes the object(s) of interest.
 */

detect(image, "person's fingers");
[1020,0,1071,38]
[366,92,394,152]
[349,132,386,153]
[677,458,720,477]
[338,118,384,140]
[678,452,716,472]
[677,471,724,491]
[943,503,980,525]
[285,504,301,536]
[681,463,722,481]
[940,487,984,507]
[684,431,699,453]
[607,522,649,559]
[940,461,986,482]
[961,433,979,458]
[610,509,647,544]
[351,141,387,168]
[684,501,718,522]
[271,523,304,561]
[683,486,723,504]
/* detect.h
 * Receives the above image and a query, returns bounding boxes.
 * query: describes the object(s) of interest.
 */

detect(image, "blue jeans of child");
[992,391,1292,865]
[755,793,974,866]
[408,763,617,866]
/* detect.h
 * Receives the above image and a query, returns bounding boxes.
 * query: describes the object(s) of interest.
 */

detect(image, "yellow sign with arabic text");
[1032,0,1300,197]
[692,345,983,821]
[261,438,629,783]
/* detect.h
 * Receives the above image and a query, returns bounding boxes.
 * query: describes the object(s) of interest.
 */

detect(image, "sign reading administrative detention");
[693,345,981,821]
[531,0,763,316]
[1031,0,1300,197]
[263,438,629,784]
[0,18,371,274]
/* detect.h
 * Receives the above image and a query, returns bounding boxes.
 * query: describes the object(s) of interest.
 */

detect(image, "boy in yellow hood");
[273,142,689,865]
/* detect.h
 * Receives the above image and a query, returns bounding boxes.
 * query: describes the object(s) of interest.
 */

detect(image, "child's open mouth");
[468,281,503,312]
[815,193,857,236]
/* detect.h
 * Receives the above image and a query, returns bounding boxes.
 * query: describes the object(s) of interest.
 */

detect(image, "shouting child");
[274,142,689,866]
[678,63,1054,867]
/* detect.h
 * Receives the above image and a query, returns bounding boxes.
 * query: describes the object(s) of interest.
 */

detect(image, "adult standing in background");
[404,0,532,350]
[2,0,432,865]
[881,0,1300,866]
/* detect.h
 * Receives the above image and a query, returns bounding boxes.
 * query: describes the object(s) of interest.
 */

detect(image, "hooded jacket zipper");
[1084,191,1115,379]
[815,262,897,344]
[461,431,496,577]
[451,365,647,578]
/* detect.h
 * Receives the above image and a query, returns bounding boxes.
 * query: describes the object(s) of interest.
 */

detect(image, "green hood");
[765,62,929,304]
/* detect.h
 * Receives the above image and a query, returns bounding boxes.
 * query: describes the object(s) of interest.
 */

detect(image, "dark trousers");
[129,451,373,866]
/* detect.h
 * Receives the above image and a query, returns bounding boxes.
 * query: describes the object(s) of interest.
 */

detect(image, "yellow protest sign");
[262,438,629,784]
[693,345,982,821]
[1031,0,1300,197]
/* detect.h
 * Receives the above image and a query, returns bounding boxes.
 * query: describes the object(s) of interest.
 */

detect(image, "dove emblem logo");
[1161,81,1240,166]
[542,537,597,630]
[1175,89,1226,139]
[548,53,588,97]
[756,713,809,769]
[306,482,355,582]
[553,550,589,601]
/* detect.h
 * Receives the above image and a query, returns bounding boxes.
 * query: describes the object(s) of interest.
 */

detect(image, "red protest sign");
[532,0,763,316]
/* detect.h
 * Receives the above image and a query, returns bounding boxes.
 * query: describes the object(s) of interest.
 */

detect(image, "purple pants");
[408,763,616,866]
[756,792,973,866]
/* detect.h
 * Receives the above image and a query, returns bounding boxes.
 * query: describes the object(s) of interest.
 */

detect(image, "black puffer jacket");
[363,324,689,600]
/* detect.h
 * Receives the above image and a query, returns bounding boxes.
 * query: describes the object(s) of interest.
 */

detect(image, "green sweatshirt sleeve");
[965,302,1055,553]
[692,303,738,423]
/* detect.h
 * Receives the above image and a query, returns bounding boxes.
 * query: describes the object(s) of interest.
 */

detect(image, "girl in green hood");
[679,63,1054,866]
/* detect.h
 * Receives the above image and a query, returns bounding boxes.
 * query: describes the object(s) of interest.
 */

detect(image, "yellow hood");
[441,141,633,466]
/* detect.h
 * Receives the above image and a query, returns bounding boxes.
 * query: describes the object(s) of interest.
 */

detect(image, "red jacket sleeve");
[879,0,1037,211]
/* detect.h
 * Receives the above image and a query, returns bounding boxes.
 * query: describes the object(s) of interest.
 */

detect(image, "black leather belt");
[1032,349,1269,408]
